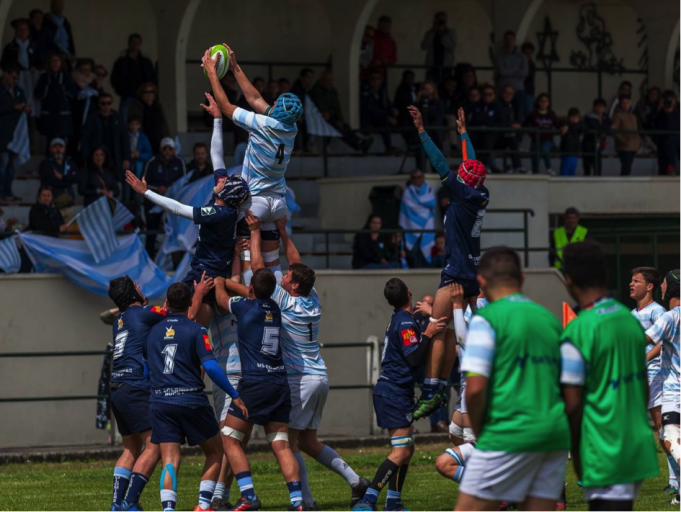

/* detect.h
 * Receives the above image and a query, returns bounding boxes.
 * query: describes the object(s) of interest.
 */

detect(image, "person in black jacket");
[361,71,398,154]
[1,19,39,71]
[581,98,610,176]
[468,84,503,172]
[34,52,77,147]
[394,70,420,155]
[496,85,523,172]
[559,107,584,176]
[29,9,54,69]
[80,93,126,175]
[39,137,79,202]
[128,82,169,153]
[187,142,213,183]
[290,68,314,151]
[352,214,397,269]
[653,90,680,176]
[43,0,76,60]
[440,76,460,151]
[110,33,156,123]
[28,185,67,236]
[78,146,119,207]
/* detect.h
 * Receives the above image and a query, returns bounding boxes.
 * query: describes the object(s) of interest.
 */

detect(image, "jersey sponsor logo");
[265,312,274,323]
[203,334,211,351]
[117,317,124,329]
[201,206,216,216]
[151,305,166,315]
[401,328,418,346]
[164,326,176,339]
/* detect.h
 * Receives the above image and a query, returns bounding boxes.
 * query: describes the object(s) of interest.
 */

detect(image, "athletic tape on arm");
[144,190,194,220]
[211,119,226,170]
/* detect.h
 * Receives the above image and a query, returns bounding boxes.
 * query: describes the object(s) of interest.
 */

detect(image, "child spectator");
[582,98,610,176]
[430,232,446,268]
[523,93,559,174]
[610,94,640,176]
[122,116,152,179]
[559,107,583,176]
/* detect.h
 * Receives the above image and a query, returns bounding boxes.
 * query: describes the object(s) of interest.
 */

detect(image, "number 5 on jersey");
[261,327,280,356]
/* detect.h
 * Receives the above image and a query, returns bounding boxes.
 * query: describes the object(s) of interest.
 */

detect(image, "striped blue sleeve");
[461,316,496,377]
[646,313,673,344]
[419,131,450,180]
[232,107,277,132]
[560,341,586,385]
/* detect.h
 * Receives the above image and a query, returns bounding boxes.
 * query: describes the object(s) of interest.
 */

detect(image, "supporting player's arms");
[275,216,301,265]
[188,271,214,321]
[246,212,265,272]
[405,319,448,366]
[225,45,269,115]
[464,374,487,440]
[216,276,249,300]
[646,340,661,361]
[450,283,467,348]
[562,385,584,480]
[202,48,237,119]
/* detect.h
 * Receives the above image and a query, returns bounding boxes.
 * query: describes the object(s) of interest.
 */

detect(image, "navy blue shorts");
[150,402,219,446]
[228,379,291,425]
[373,381,415,430]
[183,266,230,306]
[110,383,152,436]
[439,272,480,299]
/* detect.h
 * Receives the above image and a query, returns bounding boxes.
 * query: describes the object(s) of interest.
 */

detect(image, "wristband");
[429,316,438,323]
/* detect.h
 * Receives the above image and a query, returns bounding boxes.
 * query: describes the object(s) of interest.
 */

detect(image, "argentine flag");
[0,235,21,274]
[399,182,436,264]
[72,196,118,263]
[304,95,341,137]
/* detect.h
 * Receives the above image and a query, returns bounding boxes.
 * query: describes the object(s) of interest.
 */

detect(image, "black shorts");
[150,402,219,446]
[237,218,280,241]
[228,379,292,426]
[439,272,480,298]
[110,383,152,436]
[373,381,415,430]
[183,266,230,306]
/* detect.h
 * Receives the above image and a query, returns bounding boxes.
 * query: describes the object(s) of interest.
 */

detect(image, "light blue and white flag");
[304,94,341,137]
[112,199,135,231]
[73,196,118,263]
[399,183,436,264]
[285,185,301,236]
[7,113,30,167]
[0,235,21,274]
[19,232,178,299]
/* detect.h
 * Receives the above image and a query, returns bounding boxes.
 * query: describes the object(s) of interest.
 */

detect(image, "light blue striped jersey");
[271,285,327,376]
[646,306,680,404]
[209,307,240,376]
[461,315,495,377]
[232,107,297,196]
[631,301,666,380]
[460,297,489,370]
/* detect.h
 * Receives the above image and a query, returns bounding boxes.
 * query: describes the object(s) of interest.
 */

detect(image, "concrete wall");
[0,268,570,448]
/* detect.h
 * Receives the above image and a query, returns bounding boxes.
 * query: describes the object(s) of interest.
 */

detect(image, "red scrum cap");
[458,159,486,188]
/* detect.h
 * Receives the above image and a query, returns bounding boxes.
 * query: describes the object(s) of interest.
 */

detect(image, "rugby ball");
[204,45,229,80]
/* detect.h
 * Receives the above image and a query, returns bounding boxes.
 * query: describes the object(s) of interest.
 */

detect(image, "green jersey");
[462,293,570,452]
[560,298,659,487]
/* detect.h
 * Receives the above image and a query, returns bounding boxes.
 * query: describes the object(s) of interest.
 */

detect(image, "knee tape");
[263,249,280,263]
[159,463,178,492]
[241,250,251,262]
[663,424,681,460]
[391,434,414,448]
[266,431,289,443]
[463,427,476,442]
[445,447,464,465]
[449,421,464,439]
[221,426,245,442]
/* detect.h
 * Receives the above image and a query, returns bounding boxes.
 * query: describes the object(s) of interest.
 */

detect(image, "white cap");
[160,137,175,149]
[50,137,66,147]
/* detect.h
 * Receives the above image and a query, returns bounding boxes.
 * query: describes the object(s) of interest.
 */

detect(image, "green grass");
[0,443,676,511]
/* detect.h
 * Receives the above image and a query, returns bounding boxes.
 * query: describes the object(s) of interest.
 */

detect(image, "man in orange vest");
[550,207,588,269]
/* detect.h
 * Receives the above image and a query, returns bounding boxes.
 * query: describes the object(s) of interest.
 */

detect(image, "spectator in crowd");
[70,58,99,155]
[440,76,460,151]
[468,84,503,172]
[121,115,152,179]
[550,206,588,268]
[652,90,679,176]
[264,79,280,105]
[128,82,170,153]
[310,70,371,153]
[608,80,632,118]
[278,77,290,94]
[582,97,610,176]
[359,25,375,82]
[111,33,156,123]
[1,19,38,71]
[44,0,76,60]
[416,80,445,151]
[371,15,397,77]
[29,9,54,68]
[635,86,661,130]
[33,52,77,149]
[79,146,119,207]
[93,64,108,94]
[431,232,446,268]
[361,71,398,154]
[559,107,584,176]
[520,42,536,118]
[142,137,186,258]
[187,142,213,183]
[523,93,559,174]
[610,94,640,176]
[497,85,523,172]
[28,185,67,236]
[290,69,313,151]
[352,214,396,269]
[456,66,477,103]
[495,30,528,93]
[384,231,407,269]
[463,86,481,111]
[421,11,457,83]
[38,137,79,212]
[393,70,420,156]
[436,186,448,222]
[80,92,125,175]
[0,64,30,202]
[399,168,435,268]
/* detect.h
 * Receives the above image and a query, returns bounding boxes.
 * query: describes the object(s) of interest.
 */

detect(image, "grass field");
[0,443,676,511]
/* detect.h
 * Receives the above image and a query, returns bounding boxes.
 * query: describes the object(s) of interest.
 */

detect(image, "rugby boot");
[352,501,377,512]
[413,389,448,420]
[230,496,262,511]
[350,477,371,507]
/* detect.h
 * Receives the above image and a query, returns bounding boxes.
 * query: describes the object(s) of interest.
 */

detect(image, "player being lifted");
[203,45,303,284]
[216,215,371,509]
[408,106,490,419]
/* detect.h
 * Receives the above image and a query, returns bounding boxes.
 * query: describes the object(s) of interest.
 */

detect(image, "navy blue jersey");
[191,202,239,277]
[228,296,287,385]
[111,305,167,388]
[378,309,424,393]
[145,313,215,407]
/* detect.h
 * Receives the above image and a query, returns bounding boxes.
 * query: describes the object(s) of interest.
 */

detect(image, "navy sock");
[287,481,303,506]
[235,471,256,499]
[421,378,438,400]
[122,472,149,506]
[112,467,132,506]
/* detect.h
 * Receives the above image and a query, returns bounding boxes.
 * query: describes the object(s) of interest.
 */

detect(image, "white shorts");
[648,377,663,409]
[583,481,642,502]
[455,375,467,414]
[662,399,681,416]
[212,374,241,422]
[240,191,287,229]
[288,374,329,431]
[459,450,568,502]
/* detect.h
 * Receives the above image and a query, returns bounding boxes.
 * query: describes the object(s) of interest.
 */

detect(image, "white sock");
[160,489,177,512]
[316,445,360,486]
[213,482,226,500]
[424,378,439,387]
[198,480,216,510]
[294,451,315,507]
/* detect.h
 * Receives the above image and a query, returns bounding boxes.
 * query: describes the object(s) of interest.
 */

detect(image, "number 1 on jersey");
[162,344,178,374]
[275,144,285,165]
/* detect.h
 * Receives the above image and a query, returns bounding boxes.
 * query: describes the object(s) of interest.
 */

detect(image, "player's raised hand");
[407,105,424,133]
[223,44,240,73]
[245,210,261,232]
[425,317,449,338]
[415,300,433,317]
[125,170,148,195]
[201,92,221,119]
[235,237,249,254]
[456,107,467,134]
[449,283,465,309]
[233,397,248,419]
[201,47,217,77]
[194,271,215,297]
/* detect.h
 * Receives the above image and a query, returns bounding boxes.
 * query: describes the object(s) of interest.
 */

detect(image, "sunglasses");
[99,101,112,106]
